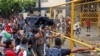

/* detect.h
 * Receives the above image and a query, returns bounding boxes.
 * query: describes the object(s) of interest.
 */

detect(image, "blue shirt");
[54,46,71,56]
[46,46,71,56]
[61,49,71,56]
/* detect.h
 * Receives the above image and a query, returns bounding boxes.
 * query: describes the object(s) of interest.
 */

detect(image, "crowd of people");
[0,15,61,56]
[0,15,94,56]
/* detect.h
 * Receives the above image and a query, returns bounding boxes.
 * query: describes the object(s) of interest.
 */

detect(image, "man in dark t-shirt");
[46,38,95,56]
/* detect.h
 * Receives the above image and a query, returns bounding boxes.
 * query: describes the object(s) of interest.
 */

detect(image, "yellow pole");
[70,1,75,56]
[80,12,82,26]
[49,7,53,47]
[98,12,99,33]
[51,31,100,51]
[98,12,100,36]
[50,7,52,18]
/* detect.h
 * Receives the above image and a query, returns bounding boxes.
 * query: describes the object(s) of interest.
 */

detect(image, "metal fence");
[48,0,100,56]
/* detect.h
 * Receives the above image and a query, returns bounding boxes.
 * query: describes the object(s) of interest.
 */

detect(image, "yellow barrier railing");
[58,31,100,47]
[50,31,100,51]
[75,36,100,47]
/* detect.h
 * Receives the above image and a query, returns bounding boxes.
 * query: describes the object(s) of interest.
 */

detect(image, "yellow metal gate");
[48,0,100,56]
[80,0,99,26]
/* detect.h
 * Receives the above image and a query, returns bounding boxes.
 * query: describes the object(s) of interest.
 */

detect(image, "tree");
[0,0,36,19]
[22,0,36,13]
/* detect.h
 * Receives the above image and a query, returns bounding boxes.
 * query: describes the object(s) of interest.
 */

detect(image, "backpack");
[47,48,61,56]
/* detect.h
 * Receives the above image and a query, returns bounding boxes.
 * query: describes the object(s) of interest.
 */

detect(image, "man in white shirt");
[74,22,81,35]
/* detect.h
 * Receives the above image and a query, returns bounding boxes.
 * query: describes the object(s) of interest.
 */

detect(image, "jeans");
[36,45,44,56]
[87,26,91,32]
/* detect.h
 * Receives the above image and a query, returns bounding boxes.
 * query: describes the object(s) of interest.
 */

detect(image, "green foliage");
[23,1,36,10]
[0,0,36,18]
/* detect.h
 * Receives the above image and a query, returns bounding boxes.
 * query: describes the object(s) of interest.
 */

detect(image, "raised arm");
[71,47,95,53]
[49,33,61,38]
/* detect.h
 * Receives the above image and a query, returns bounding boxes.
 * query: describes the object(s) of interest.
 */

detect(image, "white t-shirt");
[74,22,80,30]
[16,45,27,56]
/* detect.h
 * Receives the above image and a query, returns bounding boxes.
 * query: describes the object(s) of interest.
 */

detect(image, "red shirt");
[86,20,91,27]
[5,49,16,56]
[5,23,13,34]
[18,52,23,56]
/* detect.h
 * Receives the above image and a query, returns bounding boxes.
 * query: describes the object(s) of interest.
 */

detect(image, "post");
[80,12,82,26]
[49,7,53,47]
[50,7,52,18]
[98,12,100,36]
[70,1,75,56]
[38,0,41,13]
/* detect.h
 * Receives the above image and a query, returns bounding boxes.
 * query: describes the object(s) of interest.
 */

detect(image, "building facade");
[34,0,100,33]
[34,0,99,22]
[34,0,70,18]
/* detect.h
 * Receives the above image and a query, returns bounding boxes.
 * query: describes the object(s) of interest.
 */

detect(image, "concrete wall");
[35,0,71,18]
[55,9,66,19]
[41,10,46,16]
[41,0,66,7]
[40,9,66,19]
[65,0,70,16]
[75,5,81,22]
